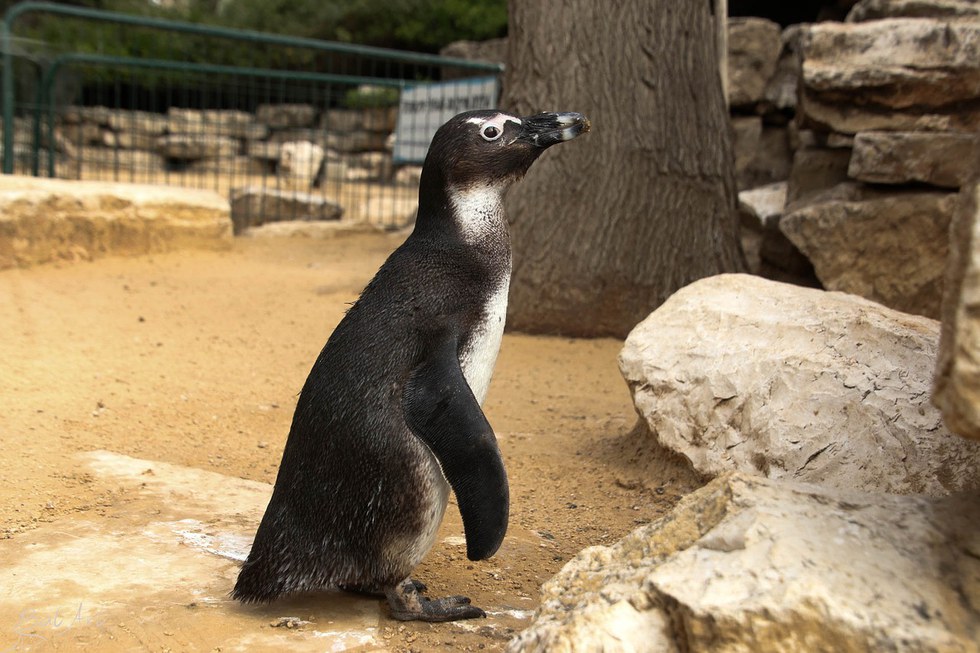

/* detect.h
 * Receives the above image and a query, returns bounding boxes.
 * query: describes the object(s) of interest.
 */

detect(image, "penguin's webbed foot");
[385,578,485,622]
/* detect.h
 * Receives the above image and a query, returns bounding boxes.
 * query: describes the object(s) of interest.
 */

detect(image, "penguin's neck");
[415,166,511,251]
[447,184,508,247]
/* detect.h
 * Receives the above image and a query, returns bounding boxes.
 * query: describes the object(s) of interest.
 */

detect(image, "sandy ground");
[0,232,698,651]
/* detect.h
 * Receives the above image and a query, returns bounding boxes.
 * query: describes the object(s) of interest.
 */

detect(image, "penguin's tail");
[231,554,289,604]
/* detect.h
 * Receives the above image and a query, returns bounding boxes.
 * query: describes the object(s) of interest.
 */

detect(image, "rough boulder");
[618,274,980,496]
[509,473,980,652]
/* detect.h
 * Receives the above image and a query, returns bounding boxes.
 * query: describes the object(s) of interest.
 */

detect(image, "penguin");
[233,109,591,622]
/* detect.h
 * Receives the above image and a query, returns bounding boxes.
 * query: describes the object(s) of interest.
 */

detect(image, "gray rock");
[848,0,980,21]
[344,151,393,182]
[732,117,794,190]
[618,273,980,495]
[799,19,980,133]
[787,147,853,204]
[325,130,390,154]
[394,165,423,187]
[105,110,168,136]
[762,25,803,112]
[743,126,792,190]
[265,129,326,147]
[727,18,783,108]
[732,116,762,182]
[758,229,817,281]
[60,105,113,126]
[244,220,379,239]
[255,103,317,129]
[167,108,267,140]
[849,131,980,189]
[61,122,105,146]
[245,140,281,161]
[509,472,980,652]
[782,191,957,318]
[738,182,787,231]
[112,131,159,151]
[355,195,417,230]
[935,178,980,440]
[739,182,792,279]
[75,146,165,171]
[156,134,239,161]
[229,187,342,235]
[187,155,268,176]
[278,141,325,180]
[322,108,397,134]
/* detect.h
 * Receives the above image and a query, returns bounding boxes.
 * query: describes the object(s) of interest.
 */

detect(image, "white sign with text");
[393,76,500,164]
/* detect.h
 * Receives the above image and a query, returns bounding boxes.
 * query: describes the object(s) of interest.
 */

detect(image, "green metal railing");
[1,1,503,229]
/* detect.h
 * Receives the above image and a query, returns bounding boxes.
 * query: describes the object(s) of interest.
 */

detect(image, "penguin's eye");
[481,125,501,142]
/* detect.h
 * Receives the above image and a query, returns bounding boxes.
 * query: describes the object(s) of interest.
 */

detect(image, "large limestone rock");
[105,109,169,137]
[325,130,391,154]
[255,103,317,129]
[355,196,418,229]
[74,146,165,171]
[345,151,394,182]
[509,472,980,653]
[798,19,980,133]
[618,274,980,496]
[935,179,980,440]
[848,0,980,21]
[60,105,114,126]
[727,18,783,108]
[167,108,267,140]
[738,182,787,232]
[849,131,980,189]
[60,121,104,146]
[229,186,342,235]
[0,176,231,268]
[781,191,957,318]
[278,140,325,181]
[156,134,239,161]
[322,108,397,135]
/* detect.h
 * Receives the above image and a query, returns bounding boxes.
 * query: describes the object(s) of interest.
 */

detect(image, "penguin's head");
[421,109,591,191]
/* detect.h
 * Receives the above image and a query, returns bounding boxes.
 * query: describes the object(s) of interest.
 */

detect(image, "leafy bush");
[343,85,400,109]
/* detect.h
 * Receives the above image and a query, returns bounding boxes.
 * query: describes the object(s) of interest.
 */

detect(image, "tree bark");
[502,0,745,338]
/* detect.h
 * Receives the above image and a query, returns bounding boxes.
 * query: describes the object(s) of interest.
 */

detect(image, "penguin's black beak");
[516,112,591,148]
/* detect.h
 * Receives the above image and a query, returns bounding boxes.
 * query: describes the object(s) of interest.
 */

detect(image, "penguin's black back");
[232,222,507,602]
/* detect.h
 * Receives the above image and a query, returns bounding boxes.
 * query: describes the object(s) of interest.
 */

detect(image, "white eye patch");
[465,113,522,142]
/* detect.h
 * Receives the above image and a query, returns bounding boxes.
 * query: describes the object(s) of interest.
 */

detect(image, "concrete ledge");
[0,176,232,269]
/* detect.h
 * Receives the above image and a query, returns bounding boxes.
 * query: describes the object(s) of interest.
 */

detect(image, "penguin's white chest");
[460,278,509,405]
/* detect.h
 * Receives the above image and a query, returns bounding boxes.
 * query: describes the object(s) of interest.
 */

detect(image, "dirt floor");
[0,232,699,651]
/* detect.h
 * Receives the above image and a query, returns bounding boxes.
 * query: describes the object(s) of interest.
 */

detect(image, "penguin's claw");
[385,579,486,623]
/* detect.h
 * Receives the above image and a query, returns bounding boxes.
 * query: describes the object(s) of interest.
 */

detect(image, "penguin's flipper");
[403,332,509,561]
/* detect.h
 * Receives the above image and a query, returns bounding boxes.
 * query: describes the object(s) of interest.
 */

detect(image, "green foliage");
[342,85,400,108]
[8,0,508,55]
[329,0,508,52]
[4,0,505,94]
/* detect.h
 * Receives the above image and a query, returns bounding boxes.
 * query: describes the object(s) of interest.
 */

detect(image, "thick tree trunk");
[502,0,745,338]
